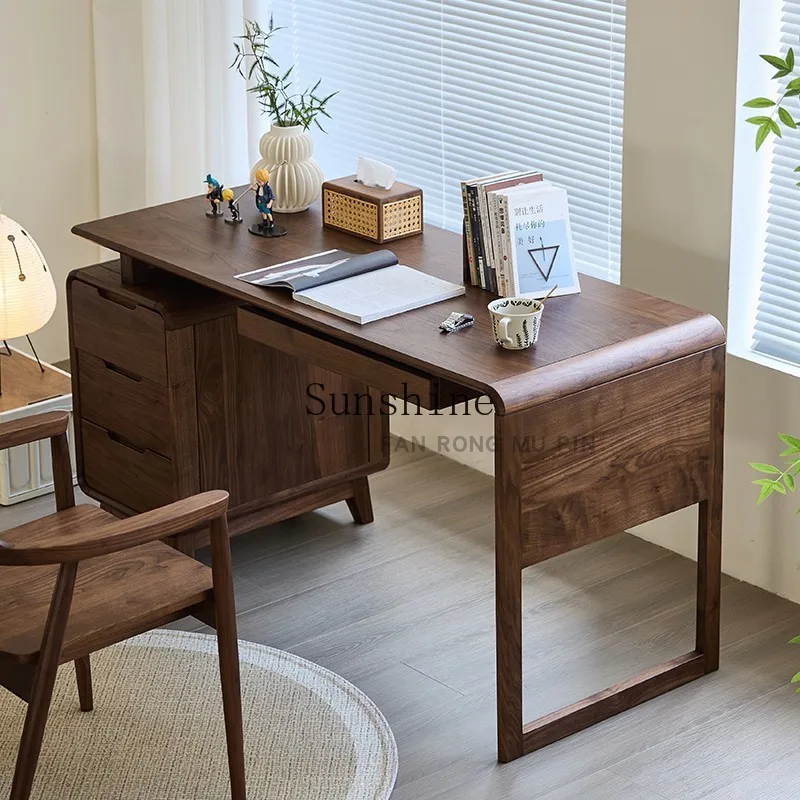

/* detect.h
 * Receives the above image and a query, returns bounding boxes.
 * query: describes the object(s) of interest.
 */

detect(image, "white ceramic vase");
[250,124,324,213]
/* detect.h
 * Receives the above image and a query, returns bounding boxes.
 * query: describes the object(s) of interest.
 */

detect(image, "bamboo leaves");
[231,17,337,131]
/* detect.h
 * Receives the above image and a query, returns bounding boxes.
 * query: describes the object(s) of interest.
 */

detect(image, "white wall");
[396,0,800,606]
[0,0,100,364]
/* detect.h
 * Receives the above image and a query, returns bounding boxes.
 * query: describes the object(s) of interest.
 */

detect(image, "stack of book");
[461,170,581,299]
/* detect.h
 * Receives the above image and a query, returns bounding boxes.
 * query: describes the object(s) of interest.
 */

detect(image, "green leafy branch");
[744,45,800,184]
[750,433,800,504]
[231,17,336,131]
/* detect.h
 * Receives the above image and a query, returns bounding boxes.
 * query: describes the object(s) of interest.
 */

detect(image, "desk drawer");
[76,351,173,457]
[238,308,462,410]
[81,419,175,512]
[70,280,167,384]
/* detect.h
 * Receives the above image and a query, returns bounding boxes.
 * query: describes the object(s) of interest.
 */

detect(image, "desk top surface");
[73,191,724,410]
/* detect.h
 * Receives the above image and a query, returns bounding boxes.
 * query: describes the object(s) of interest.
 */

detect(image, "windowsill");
[728,341,800,381]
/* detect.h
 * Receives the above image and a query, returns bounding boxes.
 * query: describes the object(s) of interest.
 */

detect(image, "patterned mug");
[488,297,543,350]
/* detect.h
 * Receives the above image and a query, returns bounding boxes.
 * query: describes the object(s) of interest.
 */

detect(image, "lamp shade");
[0,213,57,339]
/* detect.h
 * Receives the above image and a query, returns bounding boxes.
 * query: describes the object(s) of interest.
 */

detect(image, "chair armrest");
[0,411,70,450]
[0,490,229,566]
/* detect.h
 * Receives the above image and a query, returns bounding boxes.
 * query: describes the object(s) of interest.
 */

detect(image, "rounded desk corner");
[694,312,727,351]
[488,311,727,417]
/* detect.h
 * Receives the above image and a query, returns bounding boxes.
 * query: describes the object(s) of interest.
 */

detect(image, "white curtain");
[92,0,271,217]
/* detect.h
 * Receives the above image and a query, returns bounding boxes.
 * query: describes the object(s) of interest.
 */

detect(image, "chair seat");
[0,505,213,663]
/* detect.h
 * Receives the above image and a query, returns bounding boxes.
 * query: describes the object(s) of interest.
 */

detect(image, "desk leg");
[696,346,725,673]
[495,413,524,763]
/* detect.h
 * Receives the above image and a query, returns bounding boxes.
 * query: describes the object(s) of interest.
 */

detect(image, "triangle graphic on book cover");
[527,244,560,282]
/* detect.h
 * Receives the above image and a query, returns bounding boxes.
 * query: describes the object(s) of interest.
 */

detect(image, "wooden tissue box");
[322,175,423,244]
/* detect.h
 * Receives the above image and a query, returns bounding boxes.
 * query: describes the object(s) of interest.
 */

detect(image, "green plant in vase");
[231,17,337,213]
[746,41,800,685]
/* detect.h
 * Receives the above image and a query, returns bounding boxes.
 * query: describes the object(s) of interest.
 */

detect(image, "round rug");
[0,630,397,799]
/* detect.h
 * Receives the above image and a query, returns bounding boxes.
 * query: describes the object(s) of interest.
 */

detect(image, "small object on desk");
[322,175,423,244]
[439,312,474,334]
[249,169,288,238]
[235,248,464,324]
[356,156,397,190]
[221,188,243,224]
[205,174,224,217]
[488,296,543,350]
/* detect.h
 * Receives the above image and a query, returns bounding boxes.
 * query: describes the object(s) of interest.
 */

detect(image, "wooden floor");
[5,441,800,798]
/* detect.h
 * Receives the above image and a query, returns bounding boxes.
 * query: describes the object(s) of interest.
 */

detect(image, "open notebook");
[235,249,465,324]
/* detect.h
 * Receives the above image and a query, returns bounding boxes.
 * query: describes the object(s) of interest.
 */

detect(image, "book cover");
[502,185,581,299]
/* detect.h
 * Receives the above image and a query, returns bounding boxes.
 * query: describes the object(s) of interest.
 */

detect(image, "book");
[483,170,544,295]
[498,183,581,299]
[460,169,545,292]
[460,181,479,287]
[462,171,518,291]
[235,249,465,324]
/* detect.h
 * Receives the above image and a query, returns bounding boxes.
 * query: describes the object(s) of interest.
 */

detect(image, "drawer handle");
[97,288,137,310]
[107,431,147,455]
[104,361,143,383]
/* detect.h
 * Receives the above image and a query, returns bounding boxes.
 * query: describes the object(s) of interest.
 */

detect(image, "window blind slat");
[752,0,800,363]
[280,0,625,280]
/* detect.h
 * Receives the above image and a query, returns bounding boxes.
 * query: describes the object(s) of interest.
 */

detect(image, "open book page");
[295,264,465,324]
[235,249,398,291]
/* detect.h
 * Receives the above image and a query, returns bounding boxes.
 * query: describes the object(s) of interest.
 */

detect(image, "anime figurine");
[221,188,242,224]
[248,168,287,237]
[205,174,224,217]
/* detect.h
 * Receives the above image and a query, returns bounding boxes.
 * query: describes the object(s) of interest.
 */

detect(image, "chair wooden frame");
[0,411,246,800]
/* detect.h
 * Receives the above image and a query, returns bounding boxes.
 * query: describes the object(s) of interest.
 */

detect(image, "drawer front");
[81,419,175,512]
[70,280,167,384]
[238,307,442,409]
[76,351,173,457]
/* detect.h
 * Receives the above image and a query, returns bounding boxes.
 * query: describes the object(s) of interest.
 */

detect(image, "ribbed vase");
[250,124,324,213]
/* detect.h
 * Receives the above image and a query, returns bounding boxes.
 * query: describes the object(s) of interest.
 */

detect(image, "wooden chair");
[0,411,246,800]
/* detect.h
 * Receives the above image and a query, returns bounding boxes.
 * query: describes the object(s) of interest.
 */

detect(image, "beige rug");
[0,630,397,799]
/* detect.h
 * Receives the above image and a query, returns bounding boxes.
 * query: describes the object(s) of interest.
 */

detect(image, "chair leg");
[75,656,93,712]
[11,563,78,800]
[346,477,374,524]
[209,516,247,800]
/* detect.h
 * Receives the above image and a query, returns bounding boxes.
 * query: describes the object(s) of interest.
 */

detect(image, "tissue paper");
[356,156,397,190]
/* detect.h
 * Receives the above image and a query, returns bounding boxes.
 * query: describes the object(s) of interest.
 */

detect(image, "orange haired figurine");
[249,169,287,238]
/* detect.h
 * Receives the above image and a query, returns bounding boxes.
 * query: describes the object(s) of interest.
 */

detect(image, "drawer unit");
[68,262,391,550]
[70,281,168,384]
[81,420,175,512]
[76,351,173,457]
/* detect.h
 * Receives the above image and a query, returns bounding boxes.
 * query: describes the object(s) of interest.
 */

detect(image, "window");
[731,0,800,374]
[272,0,626,282]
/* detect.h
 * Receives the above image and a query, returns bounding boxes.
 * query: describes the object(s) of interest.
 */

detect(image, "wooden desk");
[71,193,725,763]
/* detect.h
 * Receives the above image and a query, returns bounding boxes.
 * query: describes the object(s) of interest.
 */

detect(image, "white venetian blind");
[752,0,800,364]
[278,0,625,282]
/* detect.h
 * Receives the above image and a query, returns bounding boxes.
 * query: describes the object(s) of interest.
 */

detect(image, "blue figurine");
[248,169,287,237]
[205,174,224,217]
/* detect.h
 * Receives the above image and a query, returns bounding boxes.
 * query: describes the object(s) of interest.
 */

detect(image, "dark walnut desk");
[70,193,725,763]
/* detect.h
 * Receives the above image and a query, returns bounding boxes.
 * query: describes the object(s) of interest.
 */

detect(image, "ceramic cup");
[488,297,543,350]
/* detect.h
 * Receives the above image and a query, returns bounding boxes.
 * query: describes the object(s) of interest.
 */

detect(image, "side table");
[0,348,75,505]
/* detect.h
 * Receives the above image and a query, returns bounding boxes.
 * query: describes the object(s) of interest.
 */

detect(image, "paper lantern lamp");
[0,212,57,390]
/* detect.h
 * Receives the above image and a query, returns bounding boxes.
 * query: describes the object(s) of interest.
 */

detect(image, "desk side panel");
[514,350,716,567]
